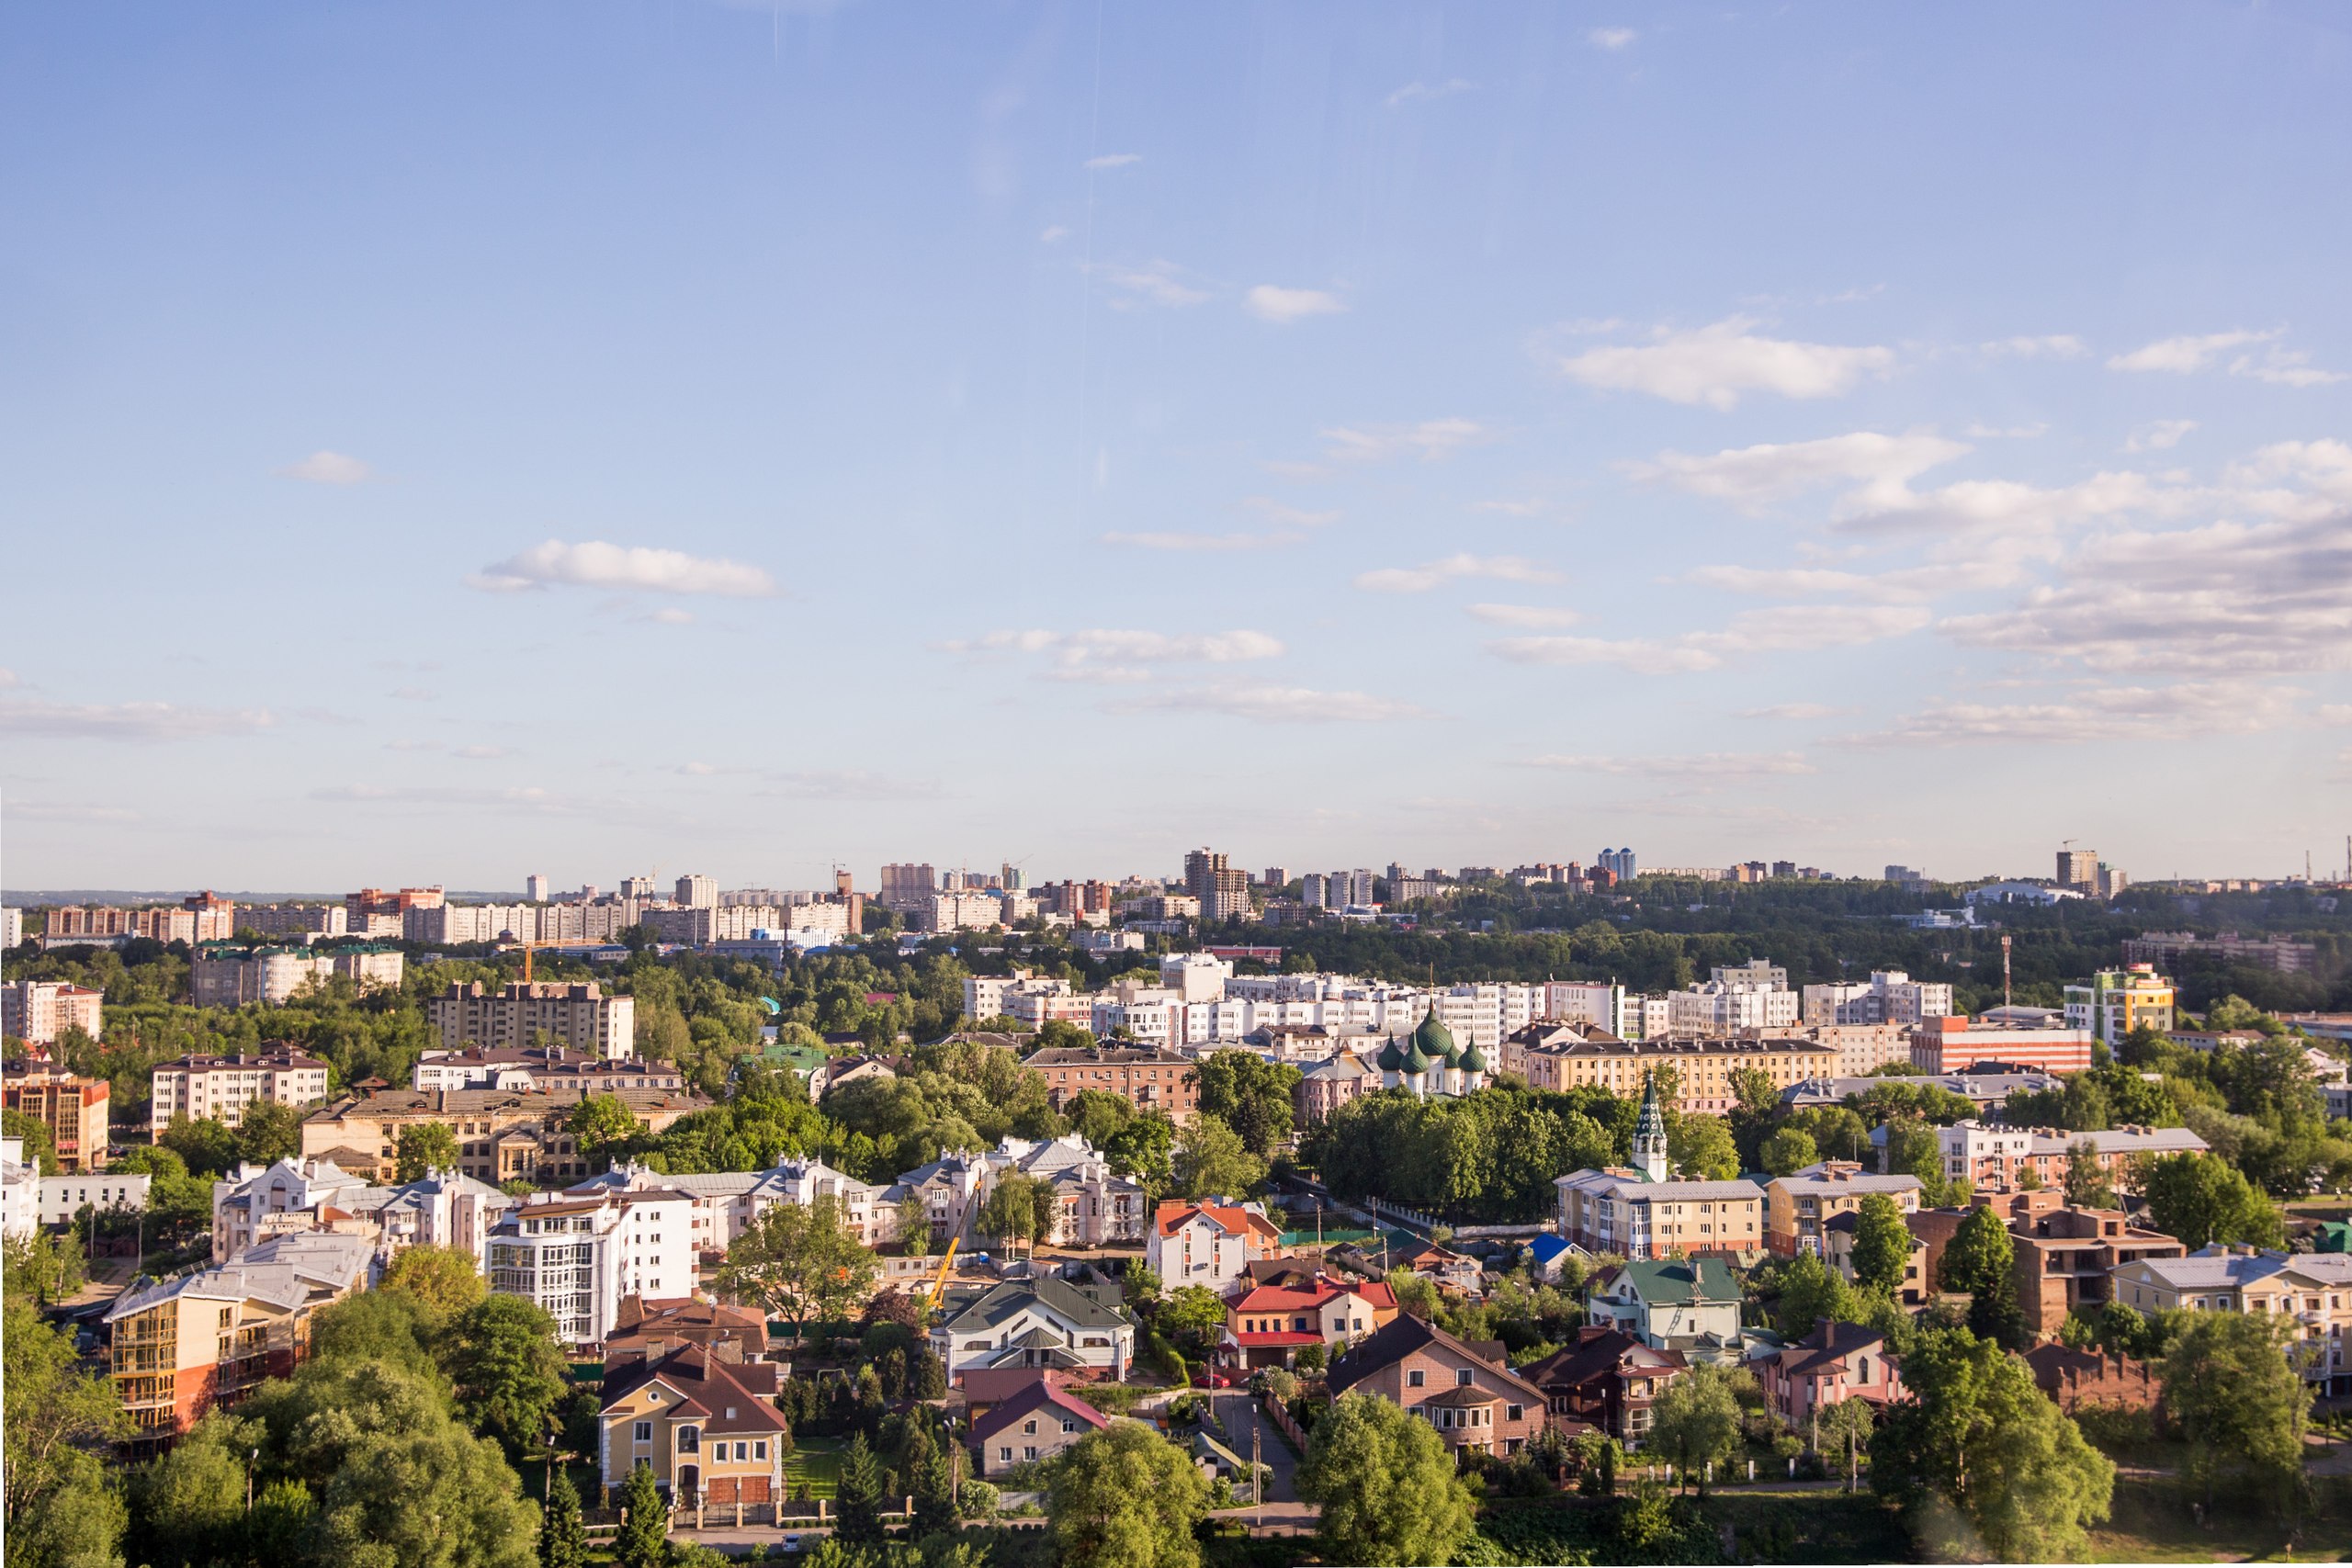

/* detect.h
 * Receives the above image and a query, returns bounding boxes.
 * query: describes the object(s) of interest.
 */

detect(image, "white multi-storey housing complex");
[428,980,636,1056]
[1801,971,1954,1028]
[487,1189,697,1345]
[151,1047,333,1132]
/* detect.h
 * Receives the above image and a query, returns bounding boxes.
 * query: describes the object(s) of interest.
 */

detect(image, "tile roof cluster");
[599,1346,791,1435]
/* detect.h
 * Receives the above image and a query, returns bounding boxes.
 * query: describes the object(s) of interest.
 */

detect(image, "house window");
[1456,1369,1474,1387]
[678,1427,699,1453]
[1024,1447,1039,1461]
[1023,1420,1037,1434]
[634,1422,652,1443]
[754,1441,768,1460]
[1407,1370,1425,1388]
[1508,1404,1523,1422]
[999,1447,1012,1461]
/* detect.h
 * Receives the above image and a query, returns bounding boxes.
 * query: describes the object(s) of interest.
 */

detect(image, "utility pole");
[1251,1415,1262,1534]
[2001,934,2012,1010]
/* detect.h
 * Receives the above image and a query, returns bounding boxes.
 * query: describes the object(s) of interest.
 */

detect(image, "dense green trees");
[4,1300,130,1567]
[1302,1083,1618,1222]
[2139,1152,2285,1249]
[1169,1119,1266,1201]
[1872,1327,2114,1562]
[1046,1421,1212,1568]
[1939,1204,2027,1348]
[1645,1364,1749,1492]
[1759,1126,1819,1177]
[977,1171,1054,1253]
[446,1294,570,1461]
[395,1120,461,1180]
[715,1192,879,1331]
[613,1461,671,1568]
[1850,1193,1913,1295]
[538,1469,588,1568]
[1297,1391,1476,1566]
[2161,1310,2311,1517]
[1192,1050,1300,1155]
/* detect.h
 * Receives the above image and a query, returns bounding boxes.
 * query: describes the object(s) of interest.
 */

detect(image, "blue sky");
[5,2,2350,894]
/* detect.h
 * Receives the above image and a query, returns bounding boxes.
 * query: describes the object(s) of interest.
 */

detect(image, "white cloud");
[278,450,374,485]
[0,668,18,688]
[1634,430,1968,509]
[390,687,438,702]
[2232,345,2347,388]
[385,739,442,751]
[2316,705,2352,725]
[1091,260,1208,309]
[311,784,591,815]
[639,607,697,626]
[1521,751,1815,776]
[1545,316,1895,409]
[1475,498,1546,517]
[472,539,776,597]
[1963,423,2050,439]
[1465,604,1581,628]
[5,802,141,823]
[1736,703,1849,720]
[1039,225,1071,243]
[1354,554,1563,593]
[761,769,944,802]
[1102,531,1296,552]
[1488,604,1928,673]
[1385,78,1474,107]
[1589,27,1636,49]
[1844,682,2300,746]
[1981,334,2086,359]
[451,745,508,760]
[1245,285,1348,324]
[1083,152,1141,171]
[1114,682,1433,723]
[0,697,276,740]
[2108,330,2272,374]
[940,627,1284,679]
[1319,418,1492,464]
[2124,420,2197,454]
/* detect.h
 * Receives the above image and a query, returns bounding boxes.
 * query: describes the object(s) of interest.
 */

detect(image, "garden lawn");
[782,1437,842,1500]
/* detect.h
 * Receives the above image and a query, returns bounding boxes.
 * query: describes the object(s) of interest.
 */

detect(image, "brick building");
[2,1062,111,1170]
[1326,1313,1553,1457]
[1025,1044,1198,1123]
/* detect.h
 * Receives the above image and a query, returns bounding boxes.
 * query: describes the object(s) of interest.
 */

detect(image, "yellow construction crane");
[922,1235,961,1313]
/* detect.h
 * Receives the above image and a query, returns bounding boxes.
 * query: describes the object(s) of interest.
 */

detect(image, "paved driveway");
[1211,1392,1299,1504]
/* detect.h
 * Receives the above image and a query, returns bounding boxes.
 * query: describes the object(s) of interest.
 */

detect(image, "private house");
[1584,1258,1746,1355]
[1147,1200,1285,1294]
[1390,1238,1485,1295]
[1759,1320,1903,1430]
[606,1297,769,1362]
[2110,1245,2352,1395]
[1763,1162,1922,1258]
[1220,1274,1398,1367]
[1326,1313,1552,1458]
[1295,1053,1374,1125]
[932,1278,1135,1382]
[971,1375,1113,1475]
[1526,1233,1578,1284]
[1521,1327,1686,1448]
[598,1346,789,1519]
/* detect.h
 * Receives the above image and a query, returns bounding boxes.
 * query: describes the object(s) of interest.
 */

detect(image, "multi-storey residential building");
[1327,1314,1552,1457]
[46,893,237,947]
[1295,1054,1374,1124]
[1027,1044,1198,1122]
[932,1278,1136,1382]
[1798,1023,1918,1076]
[209,1156,515,1268]
[1965,1190,2189,1337]
[2064,966,2177,1048]
[2056,849,2100,892]
[1759,1320,1905,1431]
[1909,1014,2097,1075]
[2,1136,41,1240]
[599,1345,791,1515]
[1781,1069,2063,1116]
[150,1046,332,1131]
[1763,1162,1922,1257]
[234,903,351,939]
[2123,931,2317,975]
[1801,971,1955,1028]
[1509,1031,1838,1111]
[571,1155,899,1255]
[2111,1245,2352,1395]
[2,980,105,1045]
[105,1232,372,1445]
[488,1189,696,1344]
[1667,963,1801,1034]
[192,943,404,1005]
[2,1063,111,1170]
[300,1085,708,1184]
[1922,1119,2207,1192]
[879,863,940,911]
[428,980,637,1056]
[1184,849,1251,922]
[412,1047,685,1095]
[1148,1200,1286,1294]
[39,1169,151,1227]
[2,908,21,950]
[1556,1171,1767,1260]
[1541,981,1633,1038]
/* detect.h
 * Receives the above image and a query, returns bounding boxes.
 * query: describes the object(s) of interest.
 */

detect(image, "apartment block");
[2122,931,2317,975]
[1801,971,1954,1028]
[1026,1044,1199,1123]
[1910,1014,2097,1076]
[1509,1031,1838,1111]
[2,1063,111,1170]
[488,1189,696,1344]
[190,944,405,1007]
[300,1085,707,1184]
[1925,1119,2207,1192]
[234,904,350,939]
[150,1046,332,1131]
[2064,966,2177,1048]
[1763,1161,1923,1257]
[1972,1189,2188,1337]
[2111,1245,2352,1395]
[427,980,637,1056]
[3,980,105,1045]
[45,893,236,947]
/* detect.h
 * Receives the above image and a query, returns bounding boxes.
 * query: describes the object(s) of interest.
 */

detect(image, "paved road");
[1211,1392,1298,1504]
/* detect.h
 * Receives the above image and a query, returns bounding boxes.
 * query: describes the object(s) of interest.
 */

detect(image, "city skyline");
[5,3,2350,889]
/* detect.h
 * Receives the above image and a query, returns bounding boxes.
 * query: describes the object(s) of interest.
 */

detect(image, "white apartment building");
[1801,971,1954,1028]
[40,1171,152,1226]
[2,1137,39,1241]
[487,1190,697,1345]
[427,980,637,1057]
[2,908,22,951]
[150,1048,333,1132]
[1668,962,1801,1034]
[1159,953,1233,1003]
[190,945,405,1007]
[1542,982,1632,1038]
[3,980,105,1045]
[674,874,718,909]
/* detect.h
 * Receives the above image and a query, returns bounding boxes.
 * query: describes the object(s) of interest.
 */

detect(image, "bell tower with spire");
[1633,1069,1669,1182]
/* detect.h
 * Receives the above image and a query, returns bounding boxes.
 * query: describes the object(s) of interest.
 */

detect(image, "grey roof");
[1555,1168,1767,1202]
[939,1275,1129,1333]
[2124,1246,2352,1290]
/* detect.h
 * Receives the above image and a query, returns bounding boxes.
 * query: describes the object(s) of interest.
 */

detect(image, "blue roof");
[1528,1235,1572,1263]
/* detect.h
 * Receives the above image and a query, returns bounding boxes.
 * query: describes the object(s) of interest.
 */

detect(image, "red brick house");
[1520,1327,1684,1448]
[1759,1320,1904,1431]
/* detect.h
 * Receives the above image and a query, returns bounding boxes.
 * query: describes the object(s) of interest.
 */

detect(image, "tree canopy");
[1296,1391,1476,1567]
[1046,1420,1211,1568]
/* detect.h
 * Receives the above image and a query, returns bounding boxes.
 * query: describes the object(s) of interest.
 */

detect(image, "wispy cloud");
[2108,330,2271,373]
[1634,430,1968,510]
[1113,682,1434,723]
[1039,225,1071,243]
[1319,418,1492,464]
[1589,27,1636,50]
[1489,605,1929,673]
[1385,77,1474,107]
[761,769,944,802]
[1242,497,1340,528]
[2124,419,2197,454]
[1355,554,1563,593]
[1083,152,1141,171]
[1544,317,1894,409]
[5,801,141,823]
[1465,604,1580,628]
[277,450,375,485]
[1091,260,1208,309]
[1245,286,1348,324]
[472,539,776,597]
[1840,681,2300,747]
[939,627,1284,683]
[1521,751,1815,776]
[1102,531,1297,552]
[0,697,276,741]
[1736,703,1851,720]
[1981,334,2086,360]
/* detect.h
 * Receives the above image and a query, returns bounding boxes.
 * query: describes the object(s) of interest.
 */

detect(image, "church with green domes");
[1374,1003,1491,1098]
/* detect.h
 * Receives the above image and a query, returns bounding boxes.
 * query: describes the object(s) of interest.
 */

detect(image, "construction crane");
[922,1235,962,1313]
